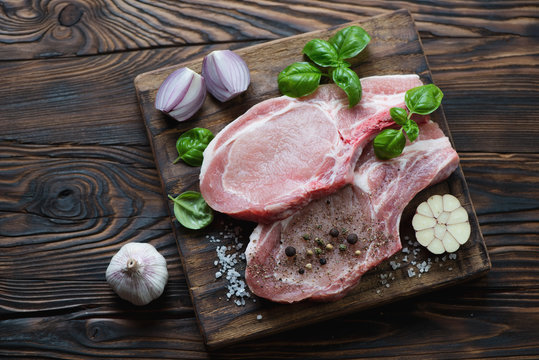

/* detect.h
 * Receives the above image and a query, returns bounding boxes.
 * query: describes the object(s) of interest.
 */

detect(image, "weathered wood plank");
[0,143,192,314]
[0,35,536,152]
[0,314,207,359]
[1,287,538,359]
[0,0,536,60]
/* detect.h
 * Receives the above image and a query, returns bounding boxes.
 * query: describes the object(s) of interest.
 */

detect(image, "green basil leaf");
[405,84,444,115]
[278,62,322,98]
[302,39,340,67]
[390,107,408,126]
[174,127,214,166]
[403,119,419,142]
[168,192,213,230]
[373,128,406,160]
[329,26,371,60]
[332,66,362,108]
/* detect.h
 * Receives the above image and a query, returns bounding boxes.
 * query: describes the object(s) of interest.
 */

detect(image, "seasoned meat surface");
[245,121,459,303]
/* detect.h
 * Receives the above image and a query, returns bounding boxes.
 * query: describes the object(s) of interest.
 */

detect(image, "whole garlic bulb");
[106,242,168,306]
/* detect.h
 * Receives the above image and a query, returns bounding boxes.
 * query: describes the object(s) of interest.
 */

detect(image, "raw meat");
[200,74,424,223]
[245,121,459,303]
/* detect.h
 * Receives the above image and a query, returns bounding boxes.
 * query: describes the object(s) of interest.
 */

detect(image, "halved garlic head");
[412,194,471,254]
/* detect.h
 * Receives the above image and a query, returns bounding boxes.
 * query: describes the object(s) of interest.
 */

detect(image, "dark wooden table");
[1,1,538,358]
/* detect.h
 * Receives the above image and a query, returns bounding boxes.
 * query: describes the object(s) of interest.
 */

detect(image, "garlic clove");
[427,195,444,218]
[106,242,168,306]
[202,50,250,102]
[416,228,434,247]
[442,194,461,212]
[442,231,460,253]
[412,213,436,230]
[427,238,445,254]
[448,222,471,244]
[412,193,471,254]
[416,202,433,217]
[155,67,207,122]
[447,207,468,224]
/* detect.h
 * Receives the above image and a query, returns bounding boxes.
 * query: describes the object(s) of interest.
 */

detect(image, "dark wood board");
[134,10,490,349]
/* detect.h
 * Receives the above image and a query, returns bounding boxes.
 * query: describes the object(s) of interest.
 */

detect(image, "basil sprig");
[278,26,371,107]
[173,127,214,166]
[168,191,213,230]
[374,84,443,160]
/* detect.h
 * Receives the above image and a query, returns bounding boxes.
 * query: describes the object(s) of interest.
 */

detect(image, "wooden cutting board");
[134,9,490,349]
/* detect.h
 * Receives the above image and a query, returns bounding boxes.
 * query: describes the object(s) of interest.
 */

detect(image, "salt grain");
[256,314,263,320]
[213,224,252,306]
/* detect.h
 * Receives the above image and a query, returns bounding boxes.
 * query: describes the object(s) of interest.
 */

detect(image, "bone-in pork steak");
[200,74,424,223]
[245,121,459,303]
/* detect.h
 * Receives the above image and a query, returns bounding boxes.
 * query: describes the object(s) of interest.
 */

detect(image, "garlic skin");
[155,67,207,122]
[202,50,250,102]
[106,243,168,306]
[412,194,471,254]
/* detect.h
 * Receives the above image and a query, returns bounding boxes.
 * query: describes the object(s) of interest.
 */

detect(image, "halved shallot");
[202,50,250,102]
[155,67,206,122]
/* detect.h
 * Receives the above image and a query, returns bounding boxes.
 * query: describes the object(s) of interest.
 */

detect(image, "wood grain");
[1,26,536,152]
[0,0,535,60]
[0,143,192,314]
[134,10,490,348]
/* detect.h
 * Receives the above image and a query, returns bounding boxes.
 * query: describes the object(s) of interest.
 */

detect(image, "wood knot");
[58,3,83,27]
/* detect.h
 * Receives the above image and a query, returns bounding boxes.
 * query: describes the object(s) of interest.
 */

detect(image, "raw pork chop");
[245,121,459,303]
[200,74,423,223]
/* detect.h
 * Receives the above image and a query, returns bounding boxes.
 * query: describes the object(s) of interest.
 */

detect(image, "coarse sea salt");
[213,223,252,306]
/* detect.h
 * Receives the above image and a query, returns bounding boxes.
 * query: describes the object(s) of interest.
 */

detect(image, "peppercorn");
[298,268,305,274]
[347,233,359,244]
[285,246,296,257]
[302,233,311,240]
[305,263,312,270]
[315,237,324,246]
[326,243,334,250]
[339,244,347,251]
[306,249,314,256]
[329,228,339,237]
[319,258,327,265]
[355,250,361,256]
[314,247,322,255]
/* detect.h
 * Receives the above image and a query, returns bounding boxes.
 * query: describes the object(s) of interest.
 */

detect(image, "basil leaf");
[403,119,419,142]
[278,62,322,98]
[168,192,213,230]
[373,129,406,160]
[405,84,444,115]
[174,127,214,166]
[303,39,340,67]
[329,26,371,60]
[390,107,408,126]
[332,66,362,108]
